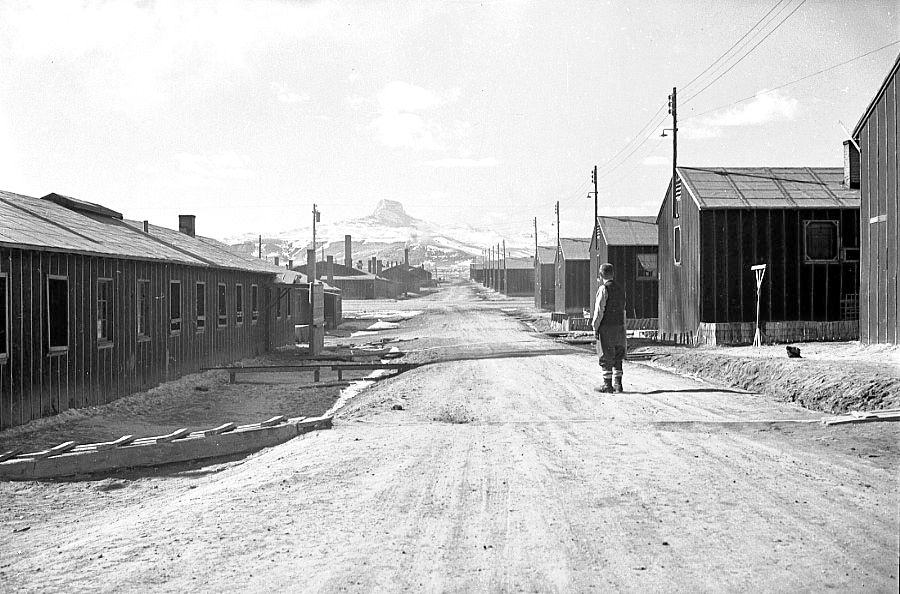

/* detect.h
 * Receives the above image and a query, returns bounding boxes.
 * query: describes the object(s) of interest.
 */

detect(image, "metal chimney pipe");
[344,235,352,267]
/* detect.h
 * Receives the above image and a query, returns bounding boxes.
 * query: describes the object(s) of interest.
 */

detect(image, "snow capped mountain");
[225,200,553,270]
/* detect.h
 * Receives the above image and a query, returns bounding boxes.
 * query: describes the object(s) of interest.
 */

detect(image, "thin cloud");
[425,157,499,168]
[370,113,442,150]
[345,95,366,110]
[377,81,440,112]
[642,155,669,166]
[704,90,798,127]
[174,152,255,187]
[684,90,799,139]
[370,82,469,150]
[270,82,310,104]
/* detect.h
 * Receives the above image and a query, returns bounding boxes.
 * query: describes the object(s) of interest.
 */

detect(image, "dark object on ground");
[786,346,802,358]
[391,404,404,411]
[194,385,210,392]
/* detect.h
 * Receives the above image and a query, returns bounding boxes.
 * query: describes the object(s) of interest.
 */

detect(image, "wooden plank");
[260,415,287,427]
[202,422,237,436]
[823,413,900,426]
[95,435,137,451]
[0,447,24,463]
[28,441,77,460]
[153,428,191,443]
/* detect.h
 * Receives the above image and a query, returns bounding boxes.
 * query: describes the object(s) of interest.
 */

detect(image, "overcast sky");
[1,0,897,242]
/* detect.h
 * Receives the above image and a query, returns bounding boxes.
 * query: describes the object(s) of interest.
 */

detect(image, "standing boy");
[592,262,627,393]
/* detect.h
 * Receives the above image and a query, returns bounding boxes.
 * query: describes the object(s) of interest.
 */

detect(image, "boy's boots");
[613,372,624,393]
[596,373,614,393]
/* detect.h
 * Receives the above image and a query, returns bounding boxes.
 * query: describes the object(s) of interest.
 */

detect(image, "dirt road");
[1,281,897,593]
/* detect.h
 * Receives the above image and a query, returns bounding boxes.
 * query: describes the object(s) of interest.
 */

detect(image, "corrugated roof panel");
[559,238,591,260]
[597,216,657,246]
[537,246,557,264]
[679,167,860,210]
[503,257,535,270]
[0,192,114,253]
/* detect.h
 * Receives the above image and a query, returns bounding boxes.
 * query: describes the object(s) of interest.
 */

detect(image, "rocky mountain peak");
[369,199,416,227]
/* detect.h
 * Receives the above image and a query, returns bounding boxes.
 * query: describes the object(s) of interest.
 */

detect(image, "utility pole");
[503,239,508,295]
[668,87,678,192]
[311,204,320,284]
[555,201,560,248]
[592,165,598,229]
[258,235,262,259]
[533,217,538,259]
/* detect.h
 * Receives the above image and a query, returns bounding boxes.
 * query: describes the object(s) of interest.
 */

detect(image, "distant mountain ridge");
[225,200,552,271]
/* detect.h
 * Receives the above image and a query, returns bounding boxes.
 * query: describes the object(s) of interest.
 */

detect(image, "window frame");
[673,225,682,266]
[97,277,114,347]
[195,281,206,332]
[251,284,259,324]
[235,283,244,325]
[136,279,151,341]
[217,283,227,327]
[169,280,182,335]
[804,220,840,263]
[0,273,8,362]
[636,253,658,281]
[286,287,292,319]
[46,274,69,353]
[275,288,282,319]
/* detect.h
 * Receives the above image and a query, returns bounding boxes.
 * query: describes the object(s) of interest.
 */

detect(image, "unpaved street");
[1,281,897,593]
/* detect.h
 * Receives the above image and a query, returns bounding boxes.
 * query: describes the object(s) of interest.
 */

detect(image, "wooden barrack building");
[534,246,556,310]
[589,216,659,324]
[656,167,860,345]
[554,238,592,316]
[852,52,899,344]
[0,191,314,430]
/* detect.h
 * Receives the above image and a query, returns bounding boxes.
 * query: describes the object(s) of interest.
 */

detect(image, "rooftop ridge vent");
[41,193,123,220]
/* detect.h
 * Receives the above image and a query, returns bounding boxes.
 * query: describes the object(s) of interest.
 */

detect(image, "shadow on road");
[423,349,577,365]
[634,388,750,395]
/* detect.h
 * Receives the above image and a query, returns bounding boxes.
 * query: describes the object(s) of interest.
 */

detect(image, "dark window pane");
[806,221,838,261]
[170,281,181,333]
[0,276,7,356]
[137,280,150,337]
[196,283,206,330]
[218,284,227,326]
[48,277,68,349]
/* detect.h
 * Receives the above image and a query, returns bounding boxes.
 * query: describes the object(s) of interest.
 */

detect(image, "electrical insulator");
[668,95,673,115]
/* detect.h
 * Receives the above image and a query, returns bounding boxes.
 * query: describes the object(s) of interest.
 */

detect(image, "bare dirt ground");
[1,279,898,593]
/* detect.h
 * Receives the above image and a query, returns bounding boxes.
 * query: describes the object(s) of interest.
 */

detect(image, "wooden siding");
[503,269,534,296]
[590,241,659,319]
[0,247,297,430]
[555,260,591,315]
[859,64,899,344]
[698,209,859,325]
[658,176,702,342]
[534,263,555,310]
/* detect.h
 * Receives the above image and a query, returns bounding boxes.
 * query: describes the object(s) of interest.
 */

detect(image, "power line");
[595,110,670,181]
[680,0,790,96]
[596,103,667,174]
[682,39,900,122]
[593,0,795,179]
[682,0,809,105]
[597,138,667,192]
